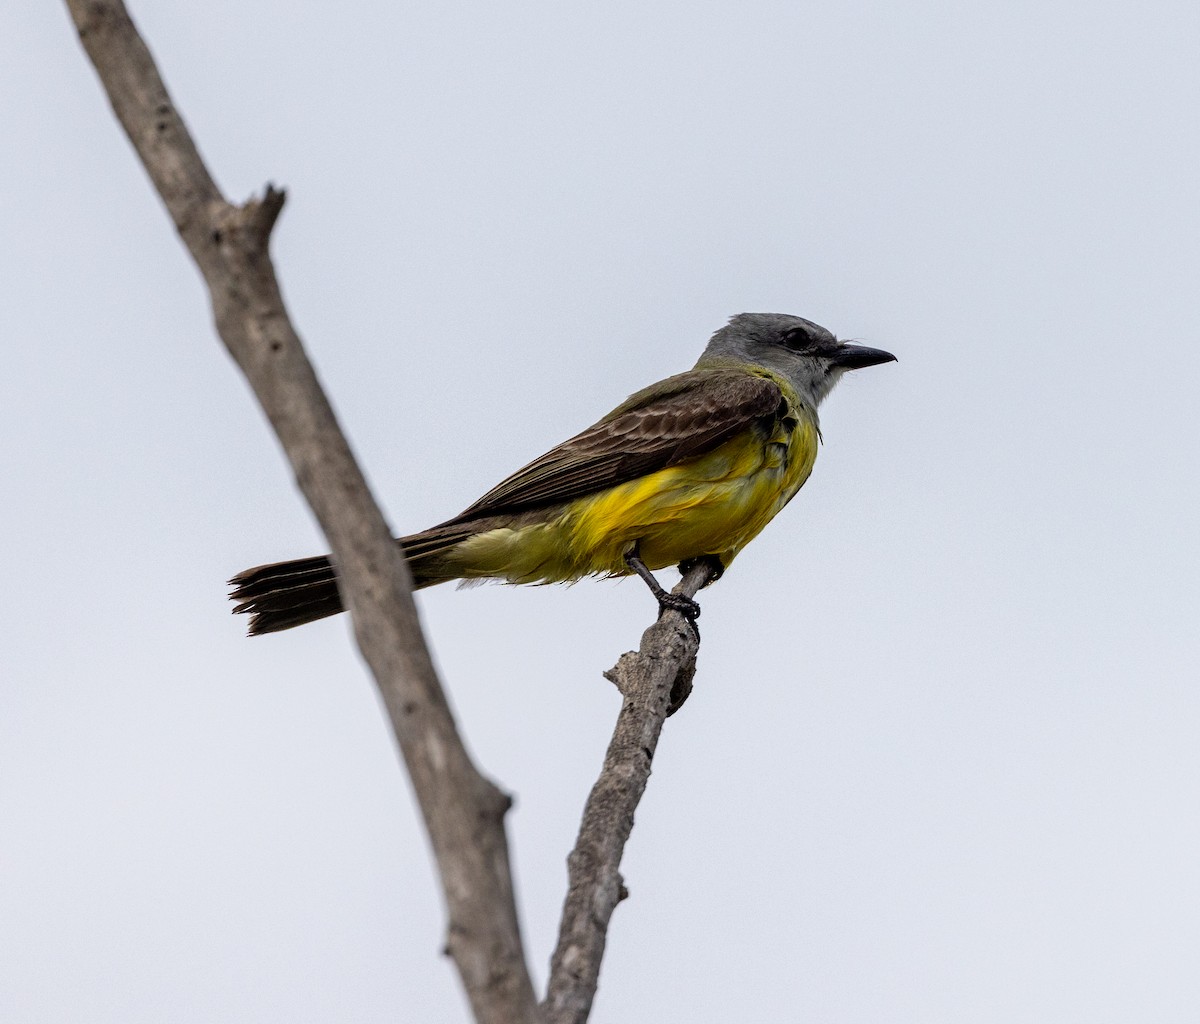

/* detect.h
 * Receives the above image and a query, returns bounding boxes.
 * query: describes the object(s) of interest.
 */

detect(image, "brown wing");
[446,368,783,523]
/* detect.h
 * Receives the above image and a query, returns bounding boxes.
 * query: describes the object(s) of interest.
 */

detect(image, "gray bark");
[542,562,712,1024]
[64,3,537,1020]
[65,4,711,1020]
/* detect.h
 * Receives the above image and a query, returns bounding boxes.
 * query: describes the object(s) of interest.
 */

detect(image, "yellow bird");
[230,313,894,634]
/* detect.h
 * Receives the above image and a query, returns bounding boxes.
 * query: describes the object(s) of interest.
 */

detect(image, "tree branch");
[64,3,538,1021]
[543,561,715,1024]
[68,4,723,1021]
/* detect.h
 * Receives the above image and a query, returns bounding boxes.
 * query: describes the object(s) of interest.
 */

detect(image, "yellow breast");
[566,384,819,576]
[446,375,819,585]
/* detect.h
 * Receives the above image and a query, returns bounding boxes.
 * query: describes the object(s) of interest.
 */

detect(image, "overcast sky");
[4,1,1199,1021]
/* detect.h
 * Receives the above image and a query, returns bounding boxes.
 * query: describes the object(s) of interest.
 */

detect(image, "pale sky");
[4,1,1199,1021]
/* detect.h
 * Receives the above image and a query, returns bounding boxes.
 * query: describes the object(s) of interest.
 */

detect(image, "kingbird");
[230,313,894,635]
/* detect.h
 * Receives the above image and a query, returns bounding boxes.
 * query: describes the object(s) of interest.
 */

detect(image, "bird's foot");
[624,548,701,640]
[657,590,702,623]
[678,554,725,587]
[656,591,701,642]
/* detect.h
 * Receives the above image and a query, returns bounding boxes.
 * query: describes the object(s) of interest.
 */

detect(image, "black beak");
[831,343,897,370]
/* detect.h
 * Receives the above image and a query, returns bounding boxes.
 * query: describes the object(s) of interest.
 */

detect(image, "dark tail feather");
[229,556,345,635]
[230,526,477,635]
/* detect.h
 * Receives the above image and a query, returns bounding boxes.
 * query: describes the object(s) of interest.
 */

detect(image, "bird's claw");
[624,546,703,641]
[656,591,701,640]
[678,554,725,586]
[656,591,701,621]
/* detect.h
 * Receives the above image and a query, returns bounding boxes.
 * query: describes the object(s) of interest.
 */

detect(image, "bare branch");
[64,3,538,1021]
[543,562,716,1024]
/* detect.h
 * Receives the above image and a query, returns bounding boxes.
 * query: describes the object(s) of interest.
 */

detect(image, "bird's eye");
[782,327,814,351]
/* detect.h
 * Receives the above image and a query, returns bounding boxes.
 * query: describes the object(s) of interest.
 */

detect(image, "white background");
[4,1,1199,1021]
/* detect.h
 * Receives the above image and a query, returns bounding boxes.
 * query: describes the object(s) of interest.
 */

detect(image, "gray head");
[698,312,895,407]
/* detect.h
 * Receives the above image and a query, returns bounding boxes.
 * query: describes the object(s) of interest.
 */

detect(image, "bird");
[229,313,895,636]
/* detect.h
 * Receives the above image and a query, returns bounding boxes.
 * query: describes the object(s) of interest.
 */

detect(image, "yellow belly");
[567,412,818,574]
[448,403,819,585]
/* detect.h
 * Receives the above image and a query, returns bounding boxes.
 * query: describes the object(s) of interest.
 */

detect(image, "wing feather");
[447,368,783,522]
